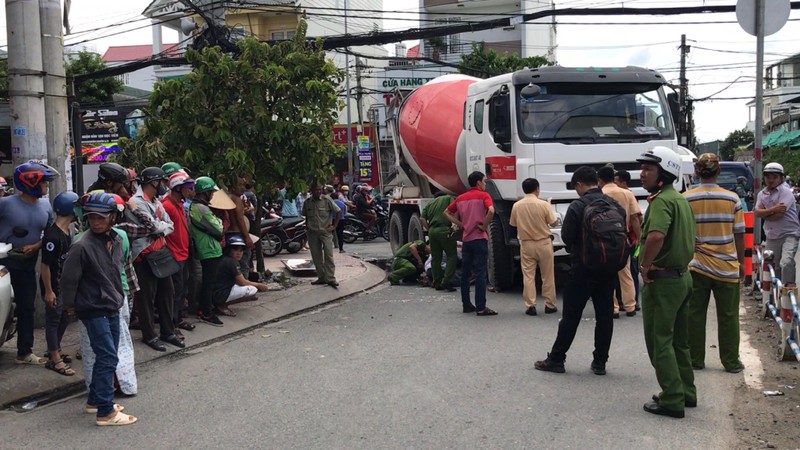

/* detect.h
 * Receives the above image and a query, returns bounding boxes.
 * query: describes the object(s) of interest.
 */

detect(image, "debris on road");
[762,391,785,397]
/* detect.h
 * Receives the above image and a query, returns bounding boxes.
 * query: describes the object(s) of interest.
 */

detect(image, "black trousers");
[549,270,615,365]
[335,221,345,251]
[171,260,188,324]
[134,260,175,342]
[199,257,221,315]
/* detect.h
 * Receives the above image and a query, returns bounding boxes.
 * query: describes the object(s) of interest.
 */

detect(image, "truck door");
[484,85,516,199]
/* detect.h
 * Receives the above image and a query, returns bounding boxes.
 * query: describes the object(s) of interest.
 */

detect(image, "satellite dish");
[180,17,197,36]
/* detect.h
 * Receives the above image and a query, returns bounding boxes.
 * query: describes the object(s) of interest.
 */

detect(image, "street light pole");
[344,0,354,187]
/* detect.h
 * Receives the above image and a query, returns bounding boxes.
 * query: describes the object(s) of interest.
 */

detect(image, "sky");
[1,0,799,143]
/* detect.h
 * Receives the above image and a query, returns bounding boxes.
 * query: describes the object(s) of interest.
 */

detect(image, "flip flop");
[15,353,47,365]
[85,403,124,414]
[96,411,137,426]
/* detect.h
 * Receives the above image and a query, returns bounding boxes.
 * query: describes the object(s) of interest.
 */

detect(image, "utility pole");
[344,0,354,186]
[355,57,365,127]
[753,0,765,243]
[678,34,690,147]
[6,0,48,169]
[40,0,69,195]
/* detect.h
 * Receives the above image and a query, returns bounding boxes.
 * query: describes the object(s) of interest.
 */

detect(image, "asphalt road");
[1,280,741,449]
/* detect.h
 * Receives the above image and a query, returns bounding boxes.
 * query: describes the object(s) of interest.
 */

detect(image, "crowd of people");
[386,146,778,420]
[0,161,273,426]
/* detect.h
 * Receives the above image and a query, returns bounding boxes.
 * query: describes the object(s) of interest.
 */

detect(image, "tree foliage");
[719,128,754,161]
[117,20,343,196]
[0,59,7,99]
[764,145,800,181]
[458,42,552,79]
[65,50,123,105]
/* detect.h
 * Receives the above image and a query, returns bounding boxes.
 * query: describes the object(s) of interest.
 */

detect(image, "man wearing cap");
[129,167,181,352]
[755,162,800,288]
[189,177,226,326]
[162,171,196,337]
[684,153,746,374]
[636,147,696,419]
[302,181,341,287]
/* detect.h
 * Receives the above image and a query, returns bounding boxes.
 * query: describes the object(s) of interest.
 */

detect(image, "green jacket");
[189,199,223,260]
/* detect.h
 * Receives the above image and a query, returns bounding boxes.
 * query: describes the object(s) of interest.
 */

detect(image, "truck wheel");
[408,214,425,243]
[389,211,409,253]
[488,216,514,291]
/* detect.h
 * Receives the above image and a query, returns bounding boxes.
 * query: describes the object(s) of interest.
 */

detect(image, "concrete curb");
[1,259,387,411]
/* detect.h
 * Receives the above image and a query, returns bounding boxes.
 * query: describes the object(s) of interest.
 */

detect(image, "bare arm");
[735,232,746,281]
[40,264,56,307]
[409,244,424,267]
[234,273,268,292]
[444,209,462,228]
[630,214,642,244]
[755,203,785,220]
[478,206,495,232]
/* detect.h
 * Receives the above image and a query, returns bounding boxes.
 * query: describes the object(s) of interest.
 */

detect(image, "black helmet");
[97,162,128,183]
[139,167,168,184]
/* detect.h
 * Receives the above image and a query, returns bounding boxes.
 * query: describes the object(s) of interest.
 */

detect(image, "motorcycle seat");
[261,217,283,228]
[282,216,305,227]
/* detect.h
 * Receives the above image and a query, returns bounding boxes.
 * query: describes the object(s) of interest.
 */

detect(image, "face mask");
[155,183,168,197]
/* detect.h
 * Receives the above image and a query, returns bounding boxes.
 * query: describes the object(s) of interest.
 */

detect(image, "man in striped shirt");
[683,153,745,373]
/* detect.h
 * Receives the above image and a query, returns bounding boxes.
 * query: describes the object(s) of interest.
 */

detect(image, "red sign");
[486,156,516,180]
[333,125,374,145]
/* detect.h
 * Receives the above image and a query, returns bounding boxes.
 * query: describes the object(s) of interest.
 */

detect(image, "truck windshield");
[516,83,674,143]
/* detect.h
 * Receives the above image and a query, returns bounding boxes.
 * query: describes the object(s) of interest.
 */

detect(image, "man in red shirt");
[162,171,196,338]
[444,171,496,316]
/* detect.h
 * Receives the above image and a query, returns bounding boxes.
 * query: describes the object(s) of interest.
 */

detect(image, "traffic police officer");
[420,192,457,291]
[637,146,696,419]
[302,181,341,287]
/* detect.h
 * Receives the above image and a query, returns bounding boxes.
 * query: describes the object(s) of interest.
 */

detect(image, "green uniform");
[302,195,340,283]
[640,185,697,412]
[422,195,457,288]
[390,240,426,283]
[188,200,223,260]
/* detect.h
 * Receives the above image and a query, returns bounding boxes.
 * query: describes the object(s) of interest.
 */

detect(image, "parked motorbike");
[342,213,379,243]
[260,213,307,257]
[0,242,16,348]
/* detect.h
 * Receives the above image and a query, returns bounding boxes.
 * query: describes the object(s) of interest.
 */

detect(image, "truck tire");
[408,213,425,243]
[488,216,514,291]
[389,210,409,253]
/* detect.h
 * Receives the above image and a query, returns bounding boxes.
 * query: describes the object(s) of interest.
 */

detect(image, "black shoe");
[635,305,641,311]
[328,280,339,288]
[161,334,185,349]
[643,401,684,418]
[534,355,565,373]
[525,307,537,316]
[198,313,224,327]
[442,284,457,292]
[691,362,705,370]
[389,279,399,286]
[626,311,637,317]
[590,361,606,375]
[652,394,697,408]
[544,306,558,314]
[613,313,620,319]
[311,279,326,285]
[463,304,476,313]
[435,285,444,291]
[143,338,166,352]
[725,364,745,373]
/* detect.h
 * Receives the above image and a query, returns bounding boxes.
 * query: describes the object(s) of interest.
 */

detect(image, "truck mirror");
[520,83,541,99]
[667,92,679,129]
[489,87,511,149]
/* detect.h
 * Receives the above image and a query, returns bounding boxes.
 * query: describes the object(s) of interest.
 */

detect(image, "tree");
[458,42,552,79]
[117,20,343,197]
[65,50,123,105]
[0,59,7,100]
[719,128,754,161]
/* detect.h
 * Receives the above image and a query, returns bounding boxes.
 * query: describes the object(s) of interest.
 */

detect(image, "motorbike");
[0,242,16,348]
[342,213,378,244]
[260,213,307,257]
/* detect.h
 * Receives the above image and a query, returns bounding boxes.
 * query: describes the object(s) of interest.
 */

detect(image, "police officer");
[637,147,696,419]
[302,181,341,287]
[420,192,457,291]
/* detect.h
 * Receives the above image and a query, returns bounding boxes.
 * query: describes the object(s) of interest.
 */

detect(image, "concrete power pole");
[678,34,690,147]
[6,0,48,169]
[40,0,69,195]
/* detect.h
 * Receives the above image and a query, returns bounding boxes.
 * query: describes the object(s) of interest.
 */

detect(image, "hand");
[21,244,38,254]
[641,264,663,285]
[476,223,487,232]
[256,283,268,292]
[774,204,787,213]
[326,225,335,233]
[66,307,76,318]
[44,291,57,308]
[739,265,746,282]
[416,261,424,271]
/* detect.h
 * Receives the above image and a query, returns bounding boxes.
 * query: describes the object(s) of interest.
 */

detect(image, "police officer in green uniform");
[389,240,430,285]
[637,147,696,419]
[420,192,457,291]
[302,181,341,287]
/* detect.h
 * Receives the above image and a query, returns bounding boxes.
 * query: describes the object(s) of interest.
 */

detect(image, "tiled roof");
[102,44,180,62]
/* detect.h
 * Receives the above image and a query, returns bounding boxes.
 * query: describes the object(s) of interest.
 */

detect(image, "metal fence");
[753,245,800,362]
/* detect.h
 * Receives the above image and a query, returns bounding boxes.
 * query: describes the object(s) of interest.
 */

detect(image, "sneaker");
[198,313,223,327]
[534,354,565,373]
[590,361,606,375]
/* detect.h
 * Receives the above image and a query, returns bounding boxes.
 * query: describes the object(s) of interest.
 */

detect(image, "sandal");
[45,358,75,376]
[213,307,237,317]
[15,353,47,365]
[61,353,73,364]
[177,320,196,331]
[96,411,137,426]
[85,403,124,414]
[476,308,498,316]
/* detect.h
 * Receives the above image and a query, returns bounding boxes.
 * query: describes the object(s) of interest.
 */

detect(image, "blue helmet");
[52,191,79,216]
[81,192,120,216]
[226,234,247,247]
[13,162,59,197]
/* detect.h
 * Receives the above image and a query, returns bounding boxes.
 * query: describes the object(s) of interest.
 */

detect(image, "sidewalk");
[0,251,386,410]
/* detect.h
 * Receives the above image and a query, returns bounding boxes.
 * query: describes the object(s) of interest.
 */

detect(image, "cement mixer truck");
[386,66,696,291]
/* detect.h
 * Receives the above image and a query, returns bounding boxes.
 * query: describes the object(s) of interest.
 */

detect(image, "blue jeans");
[461,239,488,311]
[82,315,120,417]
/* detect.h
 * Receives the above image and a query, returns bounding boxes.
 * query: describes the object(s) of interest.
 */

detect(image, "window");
[474,100,484,134]
[271,30,296,40]
[431,17,461,54]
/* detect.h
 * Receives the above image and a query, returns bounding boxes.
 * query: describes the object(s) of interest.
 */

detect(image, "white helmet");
[636,146,682,180]
[763,162,785,176]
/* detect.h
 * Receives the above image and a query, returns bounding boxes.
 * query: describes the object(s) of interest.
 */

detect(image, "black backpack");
[580,196,631,273]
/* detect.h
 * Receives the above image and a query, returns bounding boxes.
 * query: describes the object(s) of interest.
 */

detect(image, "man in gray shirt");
[755,162,800,287]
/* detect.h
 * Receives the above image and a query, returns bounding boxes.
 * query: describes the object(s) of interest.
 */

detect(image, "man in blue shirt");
[279,184,299,218]
[326,185,347,253]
